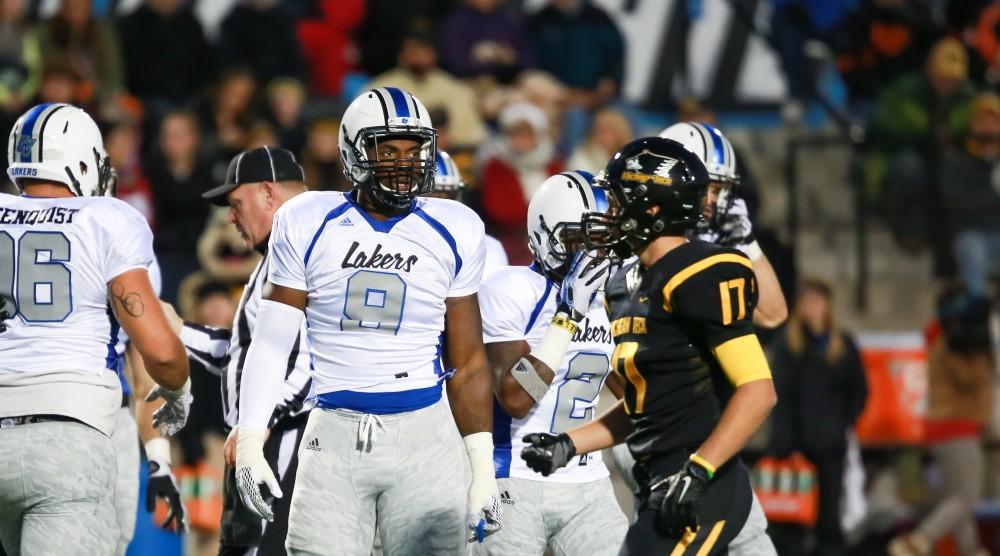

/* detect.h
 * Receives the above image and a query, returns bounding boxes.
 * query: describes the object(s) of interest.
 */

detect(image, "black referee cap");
[203,146,306,206]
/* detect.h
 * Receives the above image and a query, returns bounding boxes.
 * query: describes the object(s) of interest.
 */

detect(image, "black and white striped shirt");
[180,253,312,429]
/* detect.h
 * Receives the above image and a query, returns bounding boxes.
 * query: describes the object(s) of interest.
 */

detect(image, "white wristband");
[740,240,763,262]
[528,313,576,371]
[463,432,495,478]
[145,437,171,464]
[236,428,268,464]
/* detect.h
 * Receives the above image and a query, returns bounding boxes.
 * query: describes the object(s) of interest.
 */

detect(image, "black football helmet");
[583,137,711,259]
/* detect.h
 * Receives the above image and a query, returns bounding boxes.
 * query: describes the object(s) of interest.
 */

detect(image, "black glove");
[520,433,576,476]
[146,459,187,532]
[654,459,712,538]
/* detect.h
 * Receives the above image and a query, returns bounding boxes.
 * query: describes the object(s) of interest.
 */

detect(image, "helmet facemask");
[62,146,114,197]
[348,126,437,210]
[530,214,588,281]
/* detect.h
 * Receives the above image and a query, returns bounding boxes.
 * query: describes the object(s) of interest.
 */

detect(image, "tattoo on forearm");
[110,281,145,318]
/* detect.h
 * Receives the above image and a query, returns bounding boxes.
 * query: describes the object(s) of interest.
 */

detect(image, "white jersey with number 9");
[267,190,485,407]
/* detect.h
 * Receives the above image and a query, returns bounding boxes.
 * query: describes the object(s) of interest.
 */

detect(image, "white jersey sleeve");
[479,267,537,343]
[268,200,309,291]
[443,203,485,298]
[101,202,154,283]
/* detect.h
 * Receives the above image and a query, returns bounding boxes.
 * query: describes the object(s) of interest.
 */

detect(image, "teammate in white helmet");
[426,150,509,276]
[0,102,190,554]
[475,170,628,555]
[659,122,787,328]
[234,87,502,554]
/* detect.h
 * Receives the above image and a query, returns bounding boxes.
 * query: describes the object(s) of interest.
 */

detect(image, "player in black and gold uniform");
[522,137,778,555]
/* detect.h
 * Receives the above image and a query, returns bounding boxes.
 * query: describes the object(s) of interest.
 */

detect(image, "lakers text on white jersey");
[480,265,614,483]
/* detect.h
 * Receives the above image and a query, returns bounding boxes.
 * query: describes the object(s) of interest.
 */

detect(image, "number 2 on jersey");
[0,231,73,322]
[341,270,406,334]
[550,352,611,433]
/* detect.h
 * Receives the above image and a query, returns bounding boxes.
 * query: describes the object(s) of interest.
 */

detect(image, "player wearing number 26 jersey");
[476,171,627,556]
[0,103,189,555]
[234,88,501,555]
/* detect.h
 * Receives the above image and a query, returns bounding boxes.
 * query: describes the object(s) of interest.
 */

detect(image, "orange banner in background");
[854,332,927,446]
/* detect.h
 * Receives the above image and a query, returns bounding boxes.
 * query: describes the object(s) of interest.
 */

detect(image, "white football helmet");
[339,87,437,209]
[432,150,463,195]
[7,103,112,197]
[527,170,610,281]
[659,122,738,185]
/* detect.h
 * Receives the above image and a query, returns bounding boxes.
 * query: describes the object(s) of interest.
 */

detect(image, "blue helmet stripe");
[705,123,726,167]
[18,103,52,162]
[435,152,448,176]
[591,185,609,213]
[385,87,411,119]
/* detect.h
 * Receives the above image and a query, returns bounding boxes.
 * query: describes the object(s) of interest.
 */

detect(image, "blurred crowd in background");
[2,0,1000,555]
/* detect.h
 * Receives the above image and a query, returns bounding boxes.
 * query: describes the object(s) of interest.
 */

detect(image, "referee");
[178,146,311,555]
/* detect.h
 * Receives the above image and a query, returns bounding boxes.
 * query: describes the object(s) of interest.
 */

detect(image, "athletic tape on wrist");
[741,240,763,262]
[463,432,495,477]
[511,357,551,402]
[145,437,171,465]
[529,313,577,371]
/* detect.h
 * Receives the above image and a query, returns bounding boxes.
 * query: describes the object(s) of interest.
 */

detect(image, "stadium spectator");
[0,0,42,116]
[197,67,259,162]
[769,0,854,104]
[218,0,305,86]
[479,101,562,264]
[106,119,155,227]
[867,37,975,251]
[939,92,1000,297]
[295,0,364,97]
[567,107,632,173]
[527,0,624,111]
[300,117,350,192]
[889,286,993,556]
[440,0,535,83]
[834,0,941,106]
[265,77,307,155]
[355,0,452,77]
[117,0,214,113]
[33,58,80,105]
[36,0,125,106]
[369,30,486,150]
[145,110,213,303]
[767,279,869,556]
[527,0,624,152]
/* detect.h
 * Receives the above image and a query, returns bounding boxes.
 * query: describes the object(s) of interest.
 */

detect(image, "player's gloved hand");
[521,432,576,476]
[235,428,282,522]
[465,432,503,542]
[653,458,712,538]
[558,250,611,321]
[715,198,754,249]
[146,377,193,436]
[144,438,188,532]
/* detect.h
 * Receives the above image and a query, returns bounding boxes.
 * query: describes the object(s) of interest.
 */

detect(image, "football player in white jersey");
[426,150,509,276]
[0,103,191,555]
[234,87,502,554]
[659,122,787,328]
[476,170,628,555]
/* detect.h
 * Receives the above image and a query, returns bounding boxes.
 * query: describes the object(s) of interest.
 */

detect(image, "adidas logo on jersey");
[499,491,514,506]
[338,217,354,227]
[306,438,321,452]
